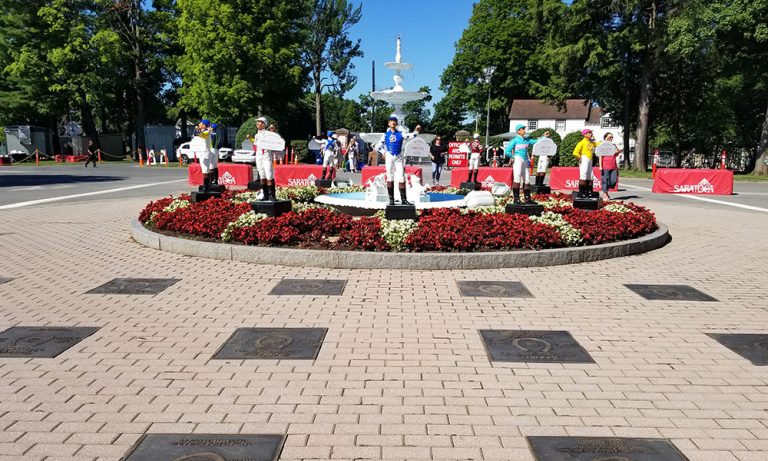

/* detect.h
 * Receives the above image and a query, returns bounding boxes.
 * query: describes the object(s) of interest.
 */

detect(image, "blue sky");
[346,0,476,112]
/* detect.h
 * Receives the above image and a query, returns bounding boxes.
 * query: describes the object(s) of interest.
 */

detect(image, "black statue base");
[573,197,602,210]
[385,204,418,220]
[199,184,225,193]
[572,190,599,199]
[459,181,481,191]
[505,202,544,216]
[251,200,292,217]
[247,181,262,191]
[531,185,551,194]
[315,179,333,188]
[190,191,222,203]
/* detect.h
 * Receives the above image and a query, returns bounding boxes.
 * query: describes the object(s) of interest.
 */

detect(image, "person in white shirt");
[253,117,276,200]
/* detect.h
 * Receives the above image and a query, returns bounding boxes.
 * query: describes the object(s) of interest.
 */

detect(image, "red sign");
[549,167,618,192]
[652,168,733,195]
[449,167,513,188]
[447,142,469,168]
[188,164,253,186]
[273,164,325,187]
[361,166,423,185]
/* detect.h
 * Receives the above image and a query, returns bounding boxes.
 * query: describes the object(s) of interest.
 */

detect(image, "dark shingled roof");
[508,99,604,121]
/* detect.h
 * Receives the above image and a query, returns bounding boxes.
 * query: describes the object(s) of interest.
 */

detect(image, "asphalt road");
[1,163,766,213]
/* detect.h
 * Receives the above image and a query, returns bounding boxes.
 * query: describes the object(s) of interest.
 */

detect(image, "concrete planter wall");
[131,219,669,270]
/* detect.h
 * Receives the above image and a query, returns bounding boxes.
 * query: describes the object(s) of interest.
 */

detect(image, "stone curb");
[130,219,670,270]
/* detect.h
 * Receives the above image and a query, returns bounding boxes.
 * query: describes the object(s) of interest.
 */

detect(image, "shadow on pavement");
[0,175,124,188]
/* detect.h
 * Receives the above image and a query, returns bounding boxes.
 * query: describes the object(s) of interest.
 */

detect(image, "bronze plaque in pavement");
[0,326,99,358]
[480,330,595,363]
[86,277,180,295]
[268,278,346,296]
[527,436,690,460]
[624,284,717,302]
[123,434,285,461]
[457,281,533,298]
[708,333,768,366]
[213,328,327,360]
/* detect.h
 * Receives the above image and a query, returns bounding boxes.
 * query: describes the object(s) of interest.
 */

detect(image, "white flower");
[221,211,268,242]
[377,215,417,252]
[162,198,191,213]
[530,211,582,245]
[603,203,633,213]
[231,191,260,204]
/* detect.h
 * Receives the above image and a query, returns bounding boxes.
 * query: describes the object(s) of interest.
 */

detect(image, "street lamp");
[482,66,496,147]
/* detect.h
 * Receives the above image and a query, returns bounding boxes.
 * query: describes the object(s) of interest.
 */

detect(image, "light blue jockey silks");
[504,135,540,161]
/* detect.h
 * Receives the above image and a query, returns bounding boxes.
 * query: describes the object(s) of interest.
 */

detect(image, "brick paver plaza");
[0,188,767,460]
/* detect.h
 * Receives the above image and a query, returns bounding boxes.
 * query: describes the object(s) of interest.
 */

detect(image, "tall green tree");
[176,0,307,127]
[300,0,362,136]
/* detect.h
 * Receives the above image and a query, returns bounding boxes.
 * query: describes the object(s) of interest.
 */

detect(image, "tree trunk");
[79,91,99,145]
[623,46,632,170]
[751,101,768,175]
[314,72,323,136]
[634,65,651,171]
[132,2,145,151]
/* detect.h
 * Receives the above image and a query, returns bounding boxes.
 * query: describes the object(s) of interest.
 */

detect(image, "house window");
[555,119,566,131]
[528,120,538,131]
[601,116,618,128]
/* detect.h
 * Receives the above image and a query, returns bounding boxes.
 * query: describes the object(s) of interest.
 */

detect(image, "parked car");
[176,142,194,164]
[218,147,233,161]
[231,149,256,164]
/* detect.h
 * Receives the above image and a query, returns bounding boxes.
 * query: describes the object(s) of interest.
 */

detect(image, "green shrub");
[558,131,583,167]
[529,127,562,146]
[235,117,259,149]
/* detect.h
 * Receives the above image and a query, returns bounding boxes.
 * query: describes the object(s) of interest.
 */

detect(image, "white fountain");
[360,37,431,146]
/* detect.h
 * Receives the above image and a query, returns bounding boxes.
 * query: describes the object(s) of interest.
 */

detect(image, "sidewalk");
[0,188,767,460]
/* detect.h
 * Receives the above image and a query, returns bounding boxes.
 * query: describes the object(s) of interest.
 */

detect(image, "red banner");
[652,168,733,195]
[449,167,514,188]
[549,167,618,192]
[65,155,88,163]
[447,142,469,168]
[188,164,253,186]
[273,165,325,187]
[361,166,423,186]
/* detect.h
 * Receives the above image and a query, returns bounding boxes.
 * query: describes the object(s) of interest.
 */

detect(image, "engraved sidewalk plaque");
[213,328,327,360]
[86,278,180,295]
[480,330,594,363]
[123,434,285,461]
[532,137,557,157]
[708,333,768,366]
[527,436,690,461]
[0,326,99,358]
[269,279,346,296]
[624,284,717,302]
[458,281,533,298]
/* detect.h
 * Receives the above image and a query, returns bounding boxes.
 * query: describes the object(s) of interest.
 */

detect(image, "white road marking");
[0,179,186,210]
[621,183,768,213]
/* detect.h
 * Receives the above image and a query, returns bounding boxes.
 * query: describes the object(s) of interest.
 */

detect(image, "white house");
[508,99,633,149]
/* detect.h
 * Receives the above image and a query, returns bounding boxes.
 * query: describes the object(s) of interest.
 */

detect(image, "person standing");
[347,135,359,173]
[375,115,411,206]
[430,136,447,184]
[84,140,98,168]
[253,117,277,200]
[600,132,623,200]
[467,133,483,183]
[194,120,219,191]
[505,124,548,204]
[573,129,598,198]
[321,131,338,180]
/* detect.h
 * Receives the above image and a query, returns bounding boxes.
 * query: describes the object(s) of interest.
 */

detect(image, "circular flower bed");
[138,187,658,252]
